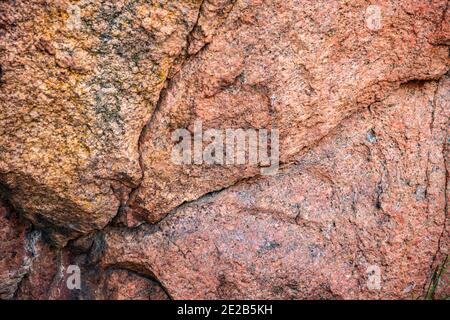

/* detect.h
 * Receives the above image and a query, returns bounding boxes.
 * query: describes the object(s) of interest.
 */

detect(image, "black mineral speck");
[367,128,377,144]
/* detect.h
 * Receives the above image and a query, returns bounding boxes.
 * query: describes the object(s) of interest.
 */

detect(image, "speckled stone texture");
[93,269,170,300]
[0,200,30,299]
[0,0,206,245]
[0,0,449,300]
[98,77,449,299]
[126,0,449,224]
[0,199,75,300]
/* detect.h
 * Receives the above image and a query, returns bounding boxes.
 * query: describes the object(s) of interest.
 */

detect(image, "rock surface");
[0,0,207,245]
[127,0,449,224]
[98,77,449,299]
[0,199,75,300]
[0,199,30,299]
[0,0,448,300]
[92,269,170,300]
[0,199,170,300]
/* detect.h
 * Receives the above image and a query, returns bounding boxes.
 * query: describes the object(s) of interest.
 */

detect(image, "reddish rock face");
[0,199,74,300]
[100,78,449,299]
[0,0,449,300]
[128,0,449,224]
[0,200,29,299]
[0,0,206,245]
[96,270,170,300]
[0,199,171,300]
[0,0,449,245]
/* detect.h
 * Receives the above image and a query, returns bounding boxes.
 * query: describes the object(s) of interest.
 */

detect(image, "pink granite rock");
[100,77,449,299]
[96,269,170,300]
[0,0,448,300]
[0,200,29,299]
[0,0,208,245]
[128,0,449,224]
